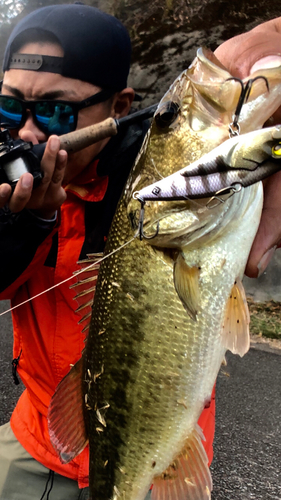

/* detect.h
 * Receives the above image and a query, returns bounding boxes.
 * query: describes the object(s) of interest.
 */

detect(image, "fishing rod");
[57,103,158,154]
[0,103,159,189]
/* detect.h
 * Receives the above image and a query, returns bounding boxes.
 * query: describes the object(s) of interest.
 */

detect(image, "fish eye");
[154,101,180,129]
[272,143,281,156]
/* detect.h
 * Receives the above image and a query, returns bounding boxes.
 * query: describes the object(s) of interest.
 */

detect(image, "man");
[0,2,219,497]
[0,4,141,499]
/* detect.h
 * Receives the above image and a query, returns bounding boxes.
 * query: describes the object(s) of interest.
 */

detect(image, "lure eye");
[272,143,281,156]
[154,101,180,129]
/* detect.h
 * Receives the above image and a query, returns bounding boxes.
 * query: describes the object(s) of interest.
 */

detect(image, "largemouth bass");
[48,48,281,500]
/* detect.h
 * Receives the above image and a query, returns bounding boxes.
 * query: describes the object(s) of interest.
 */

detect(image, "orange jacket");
[0,126,215,488]
[1,167,109,487]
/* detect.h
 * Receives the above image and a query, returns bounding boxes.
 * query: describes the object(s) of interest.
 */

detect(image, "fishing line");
[151,157,165,181]
[0,236,136,317]
[0,199,212,318]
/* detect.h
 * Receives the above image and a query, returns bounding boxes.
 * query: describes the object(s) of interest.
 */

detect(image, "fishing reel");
[0,126,45,189]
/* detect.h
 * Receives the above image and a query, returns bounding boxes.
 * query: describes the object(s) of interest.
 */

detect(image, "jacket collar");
[65,159,108,202]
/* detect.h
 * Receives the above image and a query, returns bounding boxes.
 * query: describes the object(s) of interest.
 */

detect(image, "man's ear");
[112,87,135,118]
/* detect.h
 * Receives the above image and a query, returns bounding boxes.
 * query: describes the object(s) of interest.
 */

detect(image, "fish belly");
[85,181,262,500]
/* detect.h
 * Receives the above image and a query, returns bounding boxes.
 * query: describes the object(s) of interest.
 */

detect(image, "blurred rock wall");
[123,0,281,107]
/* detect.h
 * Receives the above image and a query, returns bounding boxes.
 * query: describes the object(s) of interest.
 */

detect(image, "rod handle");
[59,117,118,153]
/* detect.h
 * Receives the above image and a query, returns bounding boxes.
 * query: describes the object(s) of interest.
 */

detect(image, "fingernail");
[21,174,33,189]
[58,150,67,161]
[257,245,277,278]
[50,136,60,152]
[250,55,281,74]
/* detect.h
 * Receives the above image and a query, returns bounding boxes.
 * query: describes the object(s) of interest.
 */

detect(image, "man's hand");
[0,134,67,220]
[215,18,281,278]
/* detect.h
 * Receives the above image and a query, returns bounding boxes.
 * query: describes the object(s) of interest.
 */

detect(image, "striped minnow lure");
[135,125,281,202]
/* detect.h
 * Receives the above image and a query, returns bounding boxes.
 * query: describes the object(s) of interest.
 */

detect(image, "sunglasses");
[0,89,114,136]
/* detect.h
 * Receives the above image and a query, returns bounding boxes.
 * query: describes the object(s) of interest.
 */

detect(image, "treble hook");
[137,199,160,241]
[226,76,269,137]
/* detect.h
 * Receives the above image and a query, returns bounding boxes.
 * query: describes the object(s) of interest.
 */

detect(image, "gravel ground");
[0,300,23,426]
[0,299,280,498]
[211,349,281,500]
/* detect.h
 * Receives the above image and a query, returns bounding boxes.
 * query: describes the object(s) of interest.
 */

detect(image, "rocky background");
[111,0,281,107]
[1,0,281,106]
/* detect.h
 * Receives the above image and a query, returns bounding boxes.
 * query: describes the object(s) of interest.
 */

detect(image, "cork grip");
[59,117,118,153]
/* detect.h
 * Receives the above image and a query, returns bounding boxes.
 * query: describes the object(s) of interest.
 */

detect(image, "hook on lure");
[226,75,269,137]
[135,197,160,241]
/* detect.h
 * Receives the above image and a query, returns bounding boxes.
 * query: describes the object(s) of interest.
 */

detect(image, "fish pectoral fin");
[151,425,212,500]
[174,254,200,321]
[47,357,88,464]
[221,277,250,357]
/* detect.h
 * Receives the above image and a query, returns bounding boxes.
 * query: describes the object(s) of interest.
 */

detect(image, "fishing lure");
[135,125,281,203]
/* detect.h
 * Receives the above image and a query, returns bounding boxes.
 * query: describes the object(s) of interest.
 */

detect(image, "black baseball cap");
[3,3,132,91]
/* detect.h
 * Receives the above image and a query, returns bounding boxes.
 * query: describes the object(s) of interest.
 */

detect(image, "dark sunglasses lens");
[0,96,23,128]
[35,102,75,135]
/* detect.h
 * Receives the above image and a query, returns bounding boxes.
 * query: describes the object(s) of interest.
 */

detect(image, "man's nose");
[18,110,47,143]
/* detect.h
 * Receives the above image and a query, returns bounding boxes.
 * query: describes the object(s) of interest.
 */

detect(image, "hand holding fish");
[215,17,281,278]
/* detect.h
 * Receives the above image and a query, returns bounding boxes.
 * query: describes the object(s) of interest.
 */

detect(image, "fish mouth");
[133,197,220,248]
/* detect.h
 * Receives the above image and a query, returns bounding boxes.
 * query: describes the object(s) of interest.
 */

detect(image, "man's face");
[2,42,116,184]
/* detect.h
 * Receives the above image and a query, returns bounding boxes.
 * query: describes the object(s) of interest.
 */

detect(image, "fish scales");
[85,183,262,500]
[48,47,281,500]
